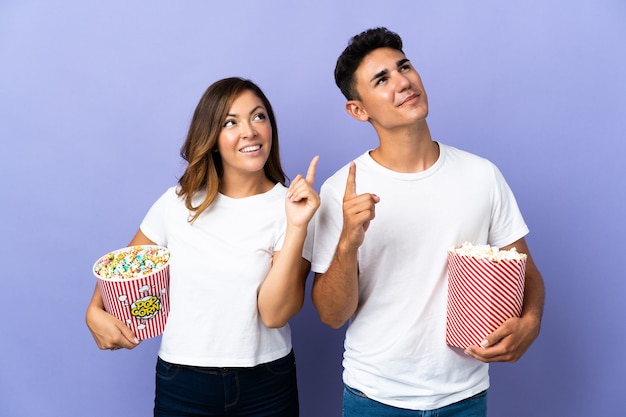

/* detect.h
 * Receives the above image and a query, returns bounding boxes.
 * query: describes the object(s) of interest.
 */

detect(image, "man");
[311,27,544,416]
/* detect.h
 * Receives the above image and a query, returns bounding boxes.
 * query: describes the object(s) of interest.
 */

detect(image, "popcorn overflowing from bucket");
[446,242,526,350]
[93,245,171,340]
[449,241,527,262]
[94,245,170,280]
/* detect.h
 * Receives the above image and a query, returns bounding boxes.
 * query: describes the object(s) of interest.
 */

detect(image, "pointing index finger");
[344,161,357,198]
[305,155,319,184]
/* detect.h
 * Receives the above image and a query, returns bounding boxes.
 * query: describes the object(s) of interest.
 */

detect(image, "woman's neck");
[219,172,274,198]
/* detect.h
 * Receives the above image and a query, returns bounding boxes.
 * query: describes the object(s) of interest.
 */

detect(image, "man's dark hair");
[334,27,404,100]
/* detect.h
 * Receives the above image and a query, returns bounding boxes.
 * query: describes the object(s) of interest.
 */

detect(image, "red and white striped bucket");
[93,246,170,340]
[446,252,526,349]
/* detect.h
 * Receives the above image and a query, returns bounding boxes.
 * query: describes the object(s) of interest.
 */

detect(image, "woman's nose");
[239,122,256,139]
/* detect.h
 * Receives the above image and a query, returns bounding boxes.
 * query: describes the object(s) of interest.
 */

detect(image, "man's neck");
[370,121,439,173]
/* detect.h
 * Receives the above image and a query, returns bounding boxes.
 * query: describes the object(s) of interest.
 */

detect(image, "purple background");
[1,1,624,416]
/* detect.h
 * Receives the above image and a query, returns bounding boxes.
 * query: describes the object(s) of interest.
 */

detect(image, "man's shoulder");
[441,143,496,169]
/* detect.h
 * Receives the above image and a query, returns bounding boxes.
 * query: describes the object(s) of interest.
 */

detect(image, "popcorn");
[94,245,170,280]
[449,241,527,262]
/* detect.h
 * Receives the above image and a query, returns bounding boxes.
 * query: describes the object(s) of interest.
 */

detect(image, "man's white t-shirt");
[312,144,529,410]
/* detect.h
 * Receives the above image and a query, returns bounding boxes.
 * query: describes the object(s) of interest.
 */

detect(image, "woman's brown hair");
[177,77,287,222]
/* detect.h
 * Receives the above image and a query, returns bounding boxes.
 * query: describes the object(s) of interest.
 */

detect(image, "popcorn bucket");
[446,251,526,349]
[93,245,170,340]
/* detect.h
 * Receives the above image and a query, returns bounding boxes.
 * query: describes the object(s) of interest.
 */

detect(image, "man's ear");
[345,100,369,122]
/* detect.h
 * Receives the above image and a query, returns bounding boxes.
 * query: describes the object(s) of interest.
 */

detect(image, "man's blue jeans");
[154,350,299,416]
[343,384,487,417]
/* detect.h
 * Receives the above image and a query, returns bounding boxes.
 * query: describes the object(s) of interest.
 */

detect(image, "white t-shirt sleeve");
[311,171,347,274]
[301,217,316,262]
[487,163,529,248]
[139,187,175,247]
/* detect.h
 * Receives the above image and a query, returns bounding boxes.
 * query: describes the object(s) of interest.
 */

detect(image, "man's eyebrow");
[370,59,412,83]
[397,58,410,67]
[370,69,389,83]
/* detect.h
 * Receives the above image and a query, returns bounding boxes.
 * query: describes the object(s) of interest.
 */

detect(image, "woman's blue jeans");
[343,384,487,417]
[154,350,299,416]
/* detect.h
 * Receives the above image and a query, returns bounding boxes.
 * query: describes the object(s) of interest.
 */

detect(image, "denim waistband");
[158,349,294,374]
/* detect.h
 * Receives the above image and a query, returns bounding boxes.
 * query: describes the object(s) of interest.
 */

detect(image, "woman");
[86,77,319,416]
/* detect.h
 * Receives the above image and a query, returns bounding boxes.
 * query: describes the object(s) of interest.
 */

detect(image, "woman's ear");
[345,100,369,122]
